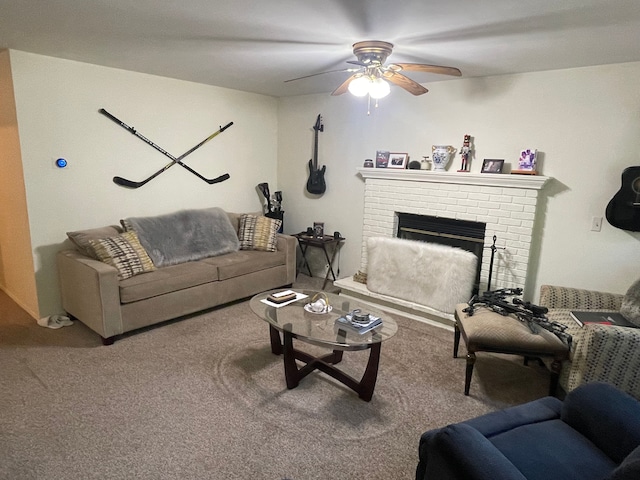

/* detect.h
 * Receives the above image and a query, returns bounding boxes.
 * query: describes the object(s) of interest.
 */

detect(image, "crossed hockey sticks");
[99,108,233,188]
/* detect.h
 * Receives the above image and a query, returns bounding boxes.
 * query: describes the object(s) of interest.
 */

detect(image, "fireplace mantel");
[357,168,550,190]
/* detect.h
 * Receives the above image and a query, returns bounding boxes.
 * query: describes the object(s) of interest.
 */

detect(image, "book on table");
[335,313,383,334]
[570,311,637,328]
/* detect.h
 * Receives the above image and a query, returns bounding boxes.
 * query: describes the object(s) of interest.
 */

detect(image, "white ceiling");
[2,0,640,98]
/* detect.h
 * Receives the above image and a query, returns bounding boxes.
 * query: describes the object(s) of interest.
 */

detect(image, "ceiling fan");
[285,40,461,98]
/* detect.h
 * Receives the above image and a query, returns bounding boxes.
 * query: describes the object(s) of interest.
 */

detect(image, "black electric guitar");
[306,114,326,194]
[606,166,640,231]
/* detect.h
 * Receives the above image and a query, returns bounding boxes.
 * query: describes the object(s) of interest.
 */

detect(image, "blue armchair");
[416,382,640,480]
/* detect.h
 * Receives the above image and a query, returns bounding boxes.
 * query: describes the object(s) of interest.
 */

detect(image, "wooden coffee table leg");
[282,327,300,389]
[269,324,283,355]
[358,343,381,401]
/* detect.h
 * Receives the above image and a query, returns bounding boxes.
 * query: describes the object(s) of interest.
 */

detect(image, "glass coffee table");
[249,289,398,401]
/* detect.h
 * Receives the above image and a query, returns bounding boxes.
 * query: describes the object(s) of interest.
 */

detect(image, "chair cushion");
[489,419,616,480]
[456,304,569,355]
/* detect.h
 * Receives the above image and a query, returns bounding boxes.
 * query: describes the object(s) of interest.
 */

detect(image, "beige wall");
[277,62,640,300]
[9,50,278,317]
[7,49,640,319]
[0,50,38,317]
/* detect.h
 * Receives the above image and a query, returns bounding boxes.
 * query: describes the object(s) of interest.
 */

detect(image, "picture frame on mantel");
[388,153,409,169]
[512,148,538,175]
[481,159,505,173]
[375,150,390,168]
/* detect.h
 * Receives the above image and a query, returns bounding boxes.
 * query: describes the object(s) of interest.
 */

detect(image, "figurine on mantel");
[458,134,473,172]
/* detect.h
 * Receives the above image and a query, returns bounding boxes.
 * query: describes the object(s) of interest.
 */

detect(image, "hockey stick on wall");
[99,108,233,188]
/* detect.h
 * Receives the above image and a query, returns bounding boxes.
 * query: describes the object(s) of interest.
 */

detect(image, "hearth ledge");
[334,277,454,331]
[358,168,549,189]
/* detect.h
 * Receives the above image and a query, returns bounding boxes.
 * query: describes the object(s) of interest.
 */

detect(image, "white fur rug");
[366,237,477,314]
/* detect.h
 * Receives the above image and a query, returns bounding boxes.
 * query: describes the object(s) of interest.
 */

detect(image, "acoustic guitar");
[306,114,326,195]
[606,166,640,231]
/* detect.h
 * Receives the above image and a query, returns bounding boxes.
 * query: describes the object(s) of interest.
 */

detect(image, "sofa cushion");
[238,214,281,252]
[620,278,640,327]
[489,419,617,480]
[202,249,286,280]
[119,260,219,304]
[89,231,156,280]
[67,225,123,258]
[122,207,239,267]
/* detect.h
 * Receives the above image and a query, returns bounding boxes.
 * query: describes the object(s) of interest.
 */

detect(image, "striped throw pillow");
[238,214,281,252]
[89,231,156,279]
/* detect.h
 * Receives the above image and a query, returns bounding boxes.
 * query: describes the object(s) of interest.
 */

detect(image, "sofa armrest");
[539,284,623,310]
[562,382,640,463]
[57,250,123,339]
[276,234,297,284]
[417,424,527,480]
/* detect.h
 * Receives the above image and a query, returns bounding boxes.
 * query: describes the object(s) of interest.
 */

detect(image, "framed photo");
[388,153,409,169]
[375,150,390,168]
[481,159,505,174]
[512,148,538,175]
[313,222,324,238]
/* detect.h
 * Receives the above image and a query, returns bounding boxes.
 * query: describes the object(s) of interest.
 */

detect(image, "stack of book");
[570,311,636,328]
[335,312,382,334]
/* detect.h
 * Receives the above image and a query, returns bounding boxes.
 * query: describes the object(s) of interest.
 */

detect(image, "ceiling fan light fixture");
[348,76,371,97]
[369,77,390,99]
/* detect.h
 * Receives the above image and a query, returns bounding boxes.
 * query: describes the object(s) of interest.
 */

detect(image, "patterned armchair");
[539,285,640,399]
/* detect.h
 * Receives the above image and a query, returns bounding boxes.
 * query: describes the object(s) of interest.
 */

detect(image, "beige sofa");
[57,209,296,344]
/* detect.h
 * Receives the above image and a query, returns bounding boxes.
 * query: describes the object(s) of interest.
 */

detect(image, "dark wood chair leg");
[453,324,461,358]
[465,352,476,395]
[101,336,115,346]
[549,358,562,396]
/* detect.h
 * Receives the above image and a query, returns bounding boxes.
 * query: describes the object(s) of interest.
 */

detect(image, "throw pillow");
[89,231,156,279]
[238,214,281,252]
[66,225,123,259]
[620,278,640,327]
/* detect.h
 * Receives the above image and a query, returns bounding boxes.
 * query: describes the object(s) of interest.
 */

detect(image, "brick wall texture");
[361,179,539,292]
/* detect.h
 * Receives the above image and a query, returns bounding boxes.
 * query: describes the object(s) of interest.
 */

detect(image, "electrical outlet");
[591,216,602,232]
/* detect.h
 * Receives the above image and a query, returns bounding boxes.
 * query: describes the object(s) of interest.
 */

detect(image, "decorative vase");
[431,145,457,171]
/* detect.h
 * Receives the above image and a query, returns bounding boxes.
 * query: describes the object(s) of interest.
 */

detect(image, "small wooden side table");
[294,233,345,289]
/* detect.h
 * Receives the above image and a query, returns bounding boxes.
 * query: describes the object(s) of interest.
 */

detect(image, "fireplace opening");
[396,213,486,295]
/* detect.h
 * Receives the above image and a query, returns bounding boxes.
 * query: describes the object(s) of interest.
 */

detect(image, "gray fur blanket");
[121,207,239,267]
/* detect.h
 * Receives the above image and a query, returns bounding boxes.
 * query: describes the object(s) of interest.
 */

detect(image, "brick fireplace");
[334,168,550,326]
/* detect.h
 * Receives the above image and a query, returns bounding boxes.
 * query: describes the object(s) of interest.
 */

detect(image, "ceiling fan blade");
[284,68,360,83]
[331,73,359,96]
[389,63,462,77]
[347,60,367,66]
[382,71,428,95]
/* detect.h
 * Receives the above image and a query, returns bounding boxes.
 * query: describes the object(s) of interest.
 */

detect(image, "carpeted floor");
[0,276,550,479]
